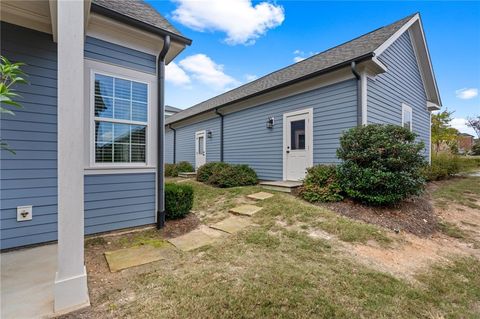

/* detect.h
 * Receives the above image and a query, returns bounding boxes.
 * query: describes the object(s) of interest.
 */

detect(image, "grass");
[438,221,466,239]
[433,176,480,209]
[76,180,480,318]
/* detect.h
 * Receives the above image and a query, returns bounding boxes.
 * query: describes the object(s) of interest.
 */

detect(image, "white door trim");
[282,108,313,181]
[195,130,206,169]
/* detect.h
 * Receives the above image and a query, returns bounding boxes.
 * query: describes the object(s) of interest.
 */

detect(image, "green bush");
[196,162,257,188]
[165,183,193,219]
[423,154,480,181]
[299,165,343,203]
[176,161,194,173]
[165,163,179,177]
[471,142,480,156]
[336,124,427,206]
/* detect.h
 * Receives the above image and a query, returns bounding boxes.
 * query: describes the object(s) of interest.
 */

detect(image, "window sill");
[84,166,156,175]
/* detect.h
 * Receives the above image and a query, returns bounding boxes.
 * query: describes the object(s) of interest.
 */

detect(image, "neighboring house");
[457,133,475,154]
[165,13,441,181]
[165,105,182,117]
[1,0,190,313]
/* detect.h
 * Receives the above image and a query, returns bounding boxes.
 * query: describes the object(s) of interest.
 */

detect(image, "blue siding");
[172,80,357,180]
[167,117,221,165]
[1,22,58,250]
[84,173,156,234]
[367,32,430,158]
[84,36,156,74]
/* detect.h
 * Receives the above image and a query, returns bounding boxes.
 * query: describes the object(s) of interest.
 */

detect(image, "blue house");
[165,13,441,181]
[1,0,190,313]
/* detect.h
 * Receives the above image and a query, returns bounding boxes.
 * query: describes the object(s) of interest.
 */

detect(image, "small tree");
[336,124,427,206]
[1,56,27,153]
[431,110,459,155]
[467,116,480,139]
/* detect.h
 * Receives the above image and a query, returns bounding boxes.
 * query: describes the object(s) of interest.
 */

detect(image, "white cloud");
[450,117,477,135]
[293,56,306,63]
[172,0,285,45]
[293,49,304,55]
[178,54,239,90]
[455,88,478,100]
[165,62,191,86]
[245,74,258,82]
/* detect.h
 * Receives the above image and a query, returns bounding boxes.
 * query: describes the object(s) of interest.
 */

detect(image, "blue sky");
[147,0,480,134]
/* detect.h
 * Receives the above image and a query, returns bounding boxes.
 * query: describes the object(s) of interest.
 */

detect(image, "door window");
[198,136,204,154]
[290,120,306,150]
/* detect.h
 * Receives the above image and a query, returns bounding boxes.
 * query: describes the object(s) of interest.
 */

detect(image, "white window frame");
[87,66,154,169]
[402,103,413,131]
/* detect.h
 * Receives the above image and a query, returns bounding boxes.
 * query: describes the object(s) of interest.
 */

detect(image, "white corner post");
[54,0,89,313]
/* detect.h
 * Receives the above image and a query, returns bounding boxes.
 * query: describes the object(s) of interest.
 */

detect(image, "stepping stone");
[229,204,262,216]
[104,244,173,272]
[168,225,226,252]
[210,215,253,234]
[247,192,274,200]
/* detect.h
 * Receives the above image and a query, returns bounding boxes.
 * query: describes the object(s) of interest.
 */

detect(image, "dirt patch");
[322,195,437,237]
[160,213,201,238]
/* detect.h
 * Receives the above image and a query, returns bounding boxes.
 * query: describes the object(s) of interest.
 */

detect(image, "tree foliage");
[431,110,459,155]
[1,56,27,153]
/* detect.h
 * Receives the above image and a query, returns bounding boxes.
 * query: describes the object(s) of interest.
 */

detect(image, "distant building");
[166,105,182,117]
[458,133,475,154]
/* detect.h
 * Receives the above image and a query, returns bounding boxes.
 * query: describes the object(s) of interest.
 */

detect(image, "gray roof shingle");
[166,13,416,125]
[92,0,184,39]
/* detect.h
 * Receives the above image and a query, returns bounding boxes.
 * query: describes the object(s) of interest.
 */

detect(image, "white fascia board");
[374,14,420,56]
[427,101,441,111]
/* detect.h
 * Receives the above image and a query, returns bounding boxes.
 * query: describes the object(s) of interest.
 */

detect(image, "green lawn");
[74,179,480,319]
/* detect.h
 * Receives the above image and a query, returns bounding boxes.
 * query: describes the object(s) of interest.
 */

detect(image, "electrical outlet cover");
[17,205,32,221]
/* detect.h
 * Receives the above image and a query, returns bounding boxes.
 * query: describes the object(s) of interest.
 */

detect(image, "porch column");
[54,0,89,313]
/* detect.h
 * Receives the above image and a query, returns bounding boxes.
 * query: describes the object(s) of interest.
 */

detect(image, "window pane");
[95,96,113,118]
[114,99,131,120]
[403,109,412,130]
[95,121,113,144]
[95,74,113,97]
[114,78,131,99]
[198,136,204,153]
[131,125,146,144]
[114,143,130,162]
[132,82,147,102]
[113,123,130,144]
[96,143,113,163]
[131,144,146,162]
[290,120,306,150]
[132,102,147,122]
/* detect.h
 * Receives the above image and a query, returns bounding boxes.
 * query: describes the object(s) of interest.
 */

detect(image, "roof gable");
[166,13,440,125]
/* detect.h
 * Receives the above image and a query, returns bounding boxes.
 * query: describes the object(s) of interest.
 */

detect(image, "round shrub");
[336,124,427,206]
[422,153,461,181]
[196,162,257,187]
[165,183,193,219]
[299,165,343,203]
[165,163,179,177]
[176,161,194,173]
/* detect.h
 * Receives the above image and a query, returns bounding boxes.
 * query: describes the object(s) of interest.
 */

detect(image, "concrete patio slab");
[247,192,274,200]
[1,244,56,319]
[210,216,253,234]
[104,244,173,272]
[259,180,302,193]
[168,225,226,251]
[229,204,263,216]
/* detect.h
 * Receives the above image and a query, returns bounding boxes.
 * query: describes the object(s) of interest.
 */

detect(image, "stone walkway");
[104,191,273,271]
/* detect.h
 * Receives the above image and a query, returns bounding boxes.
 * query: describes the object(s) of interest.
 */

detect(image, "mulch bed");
[159,213,201,238]
[319,193,438,237]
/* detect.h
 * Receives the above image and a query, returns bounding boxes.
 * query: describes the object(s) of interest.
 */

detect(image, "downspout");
[215,109,224,162]
[169,124,176,164]
[350,61,362,126]
[157,35,170,229]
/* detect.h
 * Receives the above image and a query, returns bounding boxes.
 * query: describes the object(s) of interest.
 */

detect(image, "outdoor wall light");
[266,117,275,129]
[207,130,213,138]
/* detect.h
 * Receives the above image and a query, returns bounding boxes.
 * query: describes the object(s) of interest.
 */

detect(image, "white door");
[283,109,313,181]
[195,130,206,169]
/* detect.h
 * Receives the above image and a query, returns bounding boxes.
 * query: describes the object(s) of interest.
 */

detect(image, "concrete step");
[259,180,302,193]
[178,172,197,178]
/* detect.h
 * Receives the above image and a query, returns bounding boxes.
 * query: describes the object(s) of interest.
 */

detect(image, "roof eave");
[90,3,192,46]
